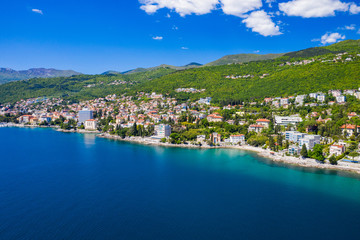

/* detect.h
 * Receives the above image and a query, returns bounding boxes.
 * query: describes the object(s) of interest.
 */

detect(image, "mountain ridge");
[0,68,81,84]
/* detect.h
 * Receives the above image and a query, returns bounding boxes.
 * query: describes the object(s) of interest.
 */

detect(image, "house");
[84,119,98,130]
[229,134,245,144]
[348,112,358,119]
[207,114,223,122]
[317,94,326,102]
[340,124,360,137]
[197,135,206,142]
[248,124,264,133]
[336,95,346,103]
[329,145,345,156]
[255,119,270,128]
[211,132,221,144]
[154,124,171,138]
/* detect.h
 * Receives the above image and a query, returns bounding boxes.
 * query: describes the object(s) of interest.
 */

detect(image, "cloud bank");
[139,0,360,37]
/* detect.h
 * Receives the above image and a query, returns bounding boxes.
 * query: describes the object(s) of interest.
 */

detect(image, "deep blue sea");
[1,127,360,240]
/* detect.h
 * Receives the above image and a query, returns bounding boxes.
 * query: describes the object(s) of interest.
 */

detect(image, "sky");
[0,0,359,74]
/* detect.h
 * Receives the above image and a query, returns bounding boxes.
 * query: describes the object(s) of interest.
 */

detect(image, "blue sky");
[0,0,359,74]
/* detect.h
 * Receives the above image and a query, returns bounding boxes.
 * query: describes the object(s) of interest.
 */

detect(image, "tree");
[310,144,325,162]
[329,155,337,165]
[348,151,360,161]
[300,144,308,158]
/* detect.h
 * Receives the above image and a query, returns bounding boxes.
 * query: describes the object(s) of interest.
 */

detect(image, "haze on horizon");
[1,0,360,74]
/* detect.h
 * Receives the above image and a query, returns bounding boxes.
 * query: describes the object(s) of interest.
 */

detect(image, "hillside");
[123,63,202,75]
[0,40,359,105]
[205,53,284,66]
[0,68,81,84]
[284,39,360,59]
[0,67,175,103]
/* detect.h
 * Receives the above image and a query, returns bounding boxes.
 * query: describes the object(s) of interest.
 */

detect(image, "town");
[1,87,360,171]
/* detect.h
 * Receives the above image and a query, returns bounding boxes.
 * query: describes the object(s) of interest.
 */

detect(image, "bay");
[1,127,360,240]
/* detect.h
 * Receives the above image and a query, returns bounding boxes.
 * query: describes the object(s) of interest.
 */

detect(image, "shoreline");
[98,133,360,175]
[3,125,360,176]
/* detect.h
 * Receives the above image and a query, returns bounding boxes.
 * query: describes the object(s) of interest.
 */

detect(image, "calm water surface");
[1,127,360,240]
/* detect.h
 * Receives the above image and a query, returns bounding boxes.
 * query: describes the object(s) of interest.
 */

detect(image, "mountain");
[0,40,359,104]
[101,70,122,75]
[205,53,285,66]
[123,62,202,75]
[0,68,81,84]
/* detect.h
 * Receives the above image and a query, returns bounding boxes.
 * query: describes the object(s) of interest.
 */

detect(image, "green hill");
[205,53,284,66]
[0,40,359,105]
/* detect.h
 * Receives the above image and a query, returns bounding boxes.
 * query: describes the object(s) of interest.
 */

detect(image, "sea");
[1,127,360,240]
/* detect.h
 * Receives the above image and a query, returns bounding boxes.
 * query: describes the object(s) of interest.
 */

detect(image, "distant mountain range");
[0,68,81,84]
[113,62,203,75]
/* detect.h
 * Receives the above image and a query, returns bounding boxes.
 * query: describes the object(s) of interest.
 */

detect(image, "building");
[248,124,264,133]
[84,119,98,130]
[340,124,359,137]
[197,135,206,142]
[18,115,34,123]
[154,124,171,138]
[78,108,93,123]
[317,94,326,102]
[288,145,301,155]
[274,116,302,126]
[256,119,270,128]
[336,95,346,103]
[207,114,223,122]
[329,145,345,156]
[229,134,245,144]
[299,135,321,150]
[211,132,221,144]
[198,97,212,105]
[285,131,306,143]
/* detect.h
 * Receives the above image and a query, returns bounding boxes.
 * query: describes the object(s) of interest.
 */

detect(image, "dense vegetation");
[205,53,284,66]
[0,67,175,103]
[0,40,359,104]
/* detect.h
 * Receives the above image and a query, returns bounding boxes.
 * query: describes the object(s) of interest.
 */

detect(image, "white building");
[336,95,346,103]
[229,135,245,144]
[329,145,345,157]
[84,119,98,130]
[317,94,326,102]
[275,116,302,126]
[154,124,171,138]
[299,135,321,150]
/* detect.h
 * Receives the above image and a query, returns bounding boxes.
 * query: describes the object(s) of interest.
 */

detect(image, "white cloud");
[220,0,262,17]
[172,25,179,30]
[254,50,260,53]
[279,0,349,18]
[345,24,356,30]
[349,3,360,14]
[32,9,43,15]
[266,0,276,8]
[139,0,282,37]
[152,36,163,40]
[181,47,189,50]
[320,32,345,44]
[242,10,282,36]
[139,0,219,16]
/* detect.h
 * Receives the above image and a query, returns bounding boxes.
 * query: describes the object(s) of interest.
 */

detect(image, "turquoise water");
[1,127,360,239]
